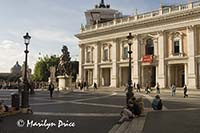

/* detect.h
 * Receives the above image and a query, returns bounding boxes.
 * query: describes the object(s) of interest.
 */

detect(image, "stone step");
[109,112,148,133]
[115,121,131,133]
[108,123,121,133]
[124,116,146,133]
[108,121,131,133]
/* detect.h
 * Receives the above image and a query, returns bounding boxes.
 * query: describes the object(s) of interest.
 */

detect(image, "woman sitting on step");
[118,96,144,124]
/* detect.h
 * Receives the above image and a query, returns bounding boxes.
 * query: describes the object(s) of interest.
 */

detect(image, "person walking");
[145,82,151,94]
[136,83,141,92]
[133,82,136,91]
[48,82,54,98]
[93,82,97,91]
[183,84,188,98]
[83,81,87,91]
[171,83,176,96]
[80,81,84,92]
[156,82,160,94]
[78,81,81,90]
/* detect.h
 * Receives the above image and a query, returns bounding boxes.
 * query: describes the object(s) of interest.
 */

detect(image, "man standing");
[156,82,160,94]
[49,82,54,98]
[171,83,176,96]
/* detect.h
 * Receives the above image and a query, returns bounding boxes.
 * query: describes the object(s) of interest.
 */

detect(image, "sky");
[0,0,189,73]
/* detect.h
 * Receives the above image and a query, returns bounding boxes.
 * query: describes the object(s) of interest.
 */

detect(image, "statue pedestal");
[57,75,72,91]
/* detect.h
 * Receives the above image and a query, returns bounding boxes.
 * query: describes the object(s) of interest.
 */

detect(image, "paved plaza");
[0,88,200,133]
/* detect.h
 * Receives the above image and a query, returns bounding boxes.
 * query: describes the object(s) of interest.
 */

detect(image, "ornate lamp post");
[126,33,134,104]
[21,32,31,110]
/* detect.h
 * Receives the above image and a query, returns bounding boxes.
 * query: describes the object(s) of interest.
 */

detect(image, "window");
[103,49,108,61]
[174,40,180,54]
[171,32,183,56]
[123,47,128,59]
[145,39,154,55]
[87,50,91,63]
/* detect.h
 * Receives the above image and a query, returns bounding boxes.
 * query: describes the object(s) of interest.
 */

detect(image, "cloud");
[0,40,20,49]
[31,29,78,44]
[0,40,24,72]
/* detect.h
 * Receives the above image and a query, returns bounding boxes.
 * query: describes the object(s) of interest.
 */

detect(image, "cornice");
[76,8,200,41]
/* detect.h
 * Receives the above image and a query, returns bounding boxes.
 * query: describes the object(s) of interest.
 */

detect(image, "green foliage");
[32,55,59,82]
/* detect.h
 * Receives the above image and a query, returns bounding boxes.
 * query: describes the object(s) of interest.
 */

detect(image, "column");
[179,34,183,56]
[133,35,139,83]
[170,36,173,57]
[198,62,200,89]
[85,46,87,63]
[153,39,158,56]
[111,39,118,87]
[167,64,171,88]
[93,43,99,86]
[91,47,94,63]
[109,44,112,61]
[119,67,122,87]
[101,44,103,62]
[157,31,166,88]
[184,64,188,85]
[187,26,197,89]
[99,68,102,86]
[79,44,84,81]
[141,66,144,87]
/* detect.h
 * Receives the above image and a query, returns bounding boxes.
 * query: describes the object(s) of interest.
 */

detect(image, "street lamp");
[21,32,31,111]
[126,33,134,105]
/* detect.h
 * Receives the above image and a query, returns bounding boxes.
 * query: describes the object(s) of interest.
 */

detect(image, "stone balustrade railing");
[81,1,200,32]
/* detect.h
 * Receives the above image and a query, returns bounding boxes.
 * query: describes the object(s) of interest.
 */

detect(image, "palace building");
[75,0,200,89]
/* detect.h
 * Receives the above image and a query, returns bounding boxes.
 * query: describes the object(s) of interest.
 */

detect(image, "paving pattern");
[1,89,200,133]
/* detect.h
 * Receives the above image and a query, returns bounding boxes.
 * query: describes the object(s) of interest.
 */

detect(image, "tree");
[32,55,59,82]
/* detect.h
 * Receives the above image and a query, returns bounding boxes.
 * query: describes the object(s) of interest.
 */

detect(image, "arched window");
[171,32,183,56]
[145,38,154,55]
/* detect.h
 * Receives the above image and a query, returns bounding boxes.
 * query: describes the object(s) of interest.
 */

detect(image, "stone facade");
[76,1,200,89]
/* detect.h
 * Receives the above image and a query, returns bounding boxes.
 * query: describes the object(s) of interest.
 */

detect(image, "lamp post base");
[126,91,134,105]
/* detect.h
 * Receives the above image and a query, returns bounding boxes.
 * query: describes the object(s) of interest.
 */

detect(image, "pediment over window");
[169,31,184,39]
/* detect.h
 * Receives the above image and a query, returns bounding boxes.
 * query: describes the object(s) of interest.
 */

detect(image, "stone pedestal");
[57,75,72,91]
[49,66,57,87]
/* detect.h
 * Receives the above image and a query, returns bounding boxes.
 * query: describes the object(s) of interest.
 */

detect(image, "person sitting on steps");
[118,96,144,124]
[152,95,163,110]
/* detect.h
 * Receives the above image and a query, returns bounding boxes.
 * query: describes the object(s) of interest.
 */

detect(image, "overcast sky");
[0,0,189,72]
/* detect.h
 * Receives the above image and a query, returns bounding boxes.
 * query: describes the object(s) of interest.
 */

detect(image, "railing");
[193,1,200,8]
[171,6,179,12]
[162,8,170,14]
[81,1,200,32]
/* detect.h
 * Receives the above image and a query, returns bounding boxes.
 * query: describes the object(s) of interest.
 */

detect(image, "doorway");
[143,66,156,87]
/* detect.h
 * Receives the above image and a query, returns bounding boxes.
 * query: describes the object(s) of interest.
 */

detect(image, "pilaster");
[167,64,171,88]
[79,44,84,81]
[157,31,166,88]
[111,39,118,87]
[132,35,139,83]
[187,26,197,89]
[93,43,99,86]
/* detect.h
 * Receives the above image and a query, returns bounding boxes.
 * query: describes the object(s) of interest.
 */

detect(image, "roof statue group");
[57,45,71,76]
